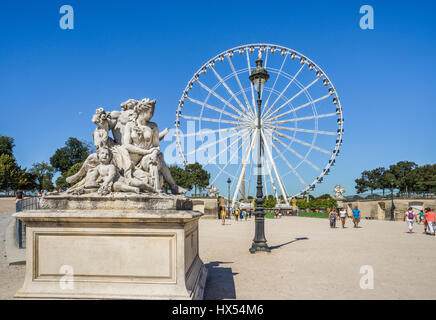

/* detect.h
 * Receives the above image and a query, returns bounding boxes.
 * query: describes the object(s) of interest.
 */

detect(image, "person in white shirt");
[403,207,417,233]
[339,207,348,228]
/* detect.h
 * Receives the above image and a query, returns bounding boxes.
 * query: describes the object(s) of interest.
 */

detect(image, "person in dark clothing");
[15,189,24,201]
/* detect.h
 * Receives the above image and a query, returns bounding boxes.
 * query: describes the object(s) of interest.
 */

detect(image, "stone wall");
[342,198,436,220]
[190,197,218,218]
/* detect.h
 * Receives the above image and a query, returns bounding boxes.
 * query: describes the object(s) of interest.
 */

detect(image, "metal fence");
[15,197,40,249]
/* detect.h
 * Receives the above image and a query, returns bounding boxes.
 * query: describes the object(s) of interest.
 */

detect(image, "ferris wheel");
[174,43,343,207]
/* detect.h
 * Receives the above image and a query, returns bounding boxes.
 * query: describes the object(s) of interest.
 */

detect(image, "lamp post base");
[249,241,271,254]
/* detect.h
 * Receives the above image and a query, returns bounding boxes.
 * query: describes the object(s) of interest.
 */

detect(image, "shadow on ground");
[204,261,238,300]
[269,237,309,250]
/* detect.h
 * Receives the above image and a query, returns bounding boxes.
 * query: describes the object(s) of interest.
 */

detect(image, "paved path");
[0,214,435,299]
[201,216,436,300]
[0,199,25,299]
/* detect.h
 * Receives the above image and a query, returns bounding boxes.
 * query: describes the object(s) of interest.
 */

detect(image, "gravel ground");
[0,198,25,300]
[0,204,435,300]
[0,198,16,215]
[201,216,436,300]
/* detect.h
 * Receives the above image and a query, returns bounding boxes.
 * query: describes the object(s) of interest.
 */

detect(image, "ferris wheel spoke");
[263,48,269,69]
[196,80,249,120]
[262,64,305,120]
[226,55,254,117]
[269,139,307,188]
[209,131,253,186]
[262,54,288,116]
[179,114,244,126]
[203,130,250,167]
[262,149,280,202]
[210,67,253,117]
[264,77,320,121]
[231,129,258,208]
[266,94,332,122]
[267,125,337,136]
[265,129,321,172]
[246,50,257,118]
[263,129,307,188]
[176,126,244,138]
[186,127,248,156]
[266,111,337,125]
[186,96,246,122]
[267,127,331,155]
[260,129,290,205]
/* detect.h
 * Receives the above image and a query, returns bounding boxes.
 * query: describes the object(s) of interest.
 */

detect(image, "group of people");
[404,207,435,235]
[219,207,252,225]
[329,206,361,229]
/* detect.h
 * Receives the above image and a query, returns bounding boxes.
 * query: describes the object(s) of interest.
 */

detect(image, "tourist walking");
[404,207,417,233]
[423,210,428,233]
[329,209,338,228]
[37,189,43,205]
[235,209,239,221]
[424,208,435,236]
[221,206,227,225]
[244,210,248,221]
[239,209,243,220]
[352,206,361,228]
[15,189,24,202]
[249,209,252,219]
[418,209,424,224]
[339,207,348,228]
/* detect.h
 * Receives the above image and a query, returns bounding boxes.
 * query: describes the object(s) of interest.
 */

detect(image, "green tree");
[411,164,436,192]
[263,197,276,208]
[355,170,370,194]
[55,162,84,190]
[30,161,55,191]
[0,154,36,191]
[317,194,332,200]
[372,167,386,193]
[0,136,15,156]
[0,154,22,190]
[50,137,91,174]
[297,199,309,210]
[326,198,338,209]
[389,161,418,192]
[164,165,193,191]
[383,171,398,194]
[185,162,210,195]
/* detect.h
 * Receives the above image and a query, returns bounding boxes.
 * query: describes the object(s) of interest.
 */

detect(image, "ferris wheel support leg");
[263,152,280,203]
[261,129,290,207]
[231,129,258,208]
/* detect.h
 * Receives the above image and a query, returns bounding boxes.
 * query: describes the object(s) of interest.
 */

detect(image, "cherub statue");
[67,147,142,195]
[333,184,346,200]
[64,98,186,196]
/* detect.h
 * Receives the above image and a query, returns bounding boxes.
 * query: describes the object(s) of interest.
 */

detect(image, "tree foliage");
[55,162,84,190]
[263,197,276,208]
[355,161,435,194]
[50,137,91,173]
[0,136,36,191]
[30,161,55,191]
[297,195,337,211]
[185,162,210,195]
[165,163,211,195]
[0,136,15,157]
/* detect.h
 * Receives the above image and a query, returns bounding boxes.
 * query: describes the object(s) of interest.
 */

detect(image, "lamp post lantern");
[227,178,231,219]
[249,53,271,254]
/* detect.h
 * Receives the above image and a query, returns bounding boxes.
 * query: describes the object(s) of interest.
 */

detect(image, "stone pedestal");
[13,194,207,299]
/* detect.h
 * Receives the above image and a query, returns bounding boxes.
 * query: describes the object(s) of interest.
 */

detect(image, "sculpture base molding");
[13,209,207,300]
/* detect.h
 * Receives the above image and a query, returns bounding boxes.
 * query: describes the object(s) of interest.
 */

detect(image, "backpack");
[408,211,414,220]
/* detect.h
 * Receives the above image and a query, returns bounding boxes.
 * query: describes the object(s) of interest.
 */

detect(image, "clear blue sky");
[0,0,435,197]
